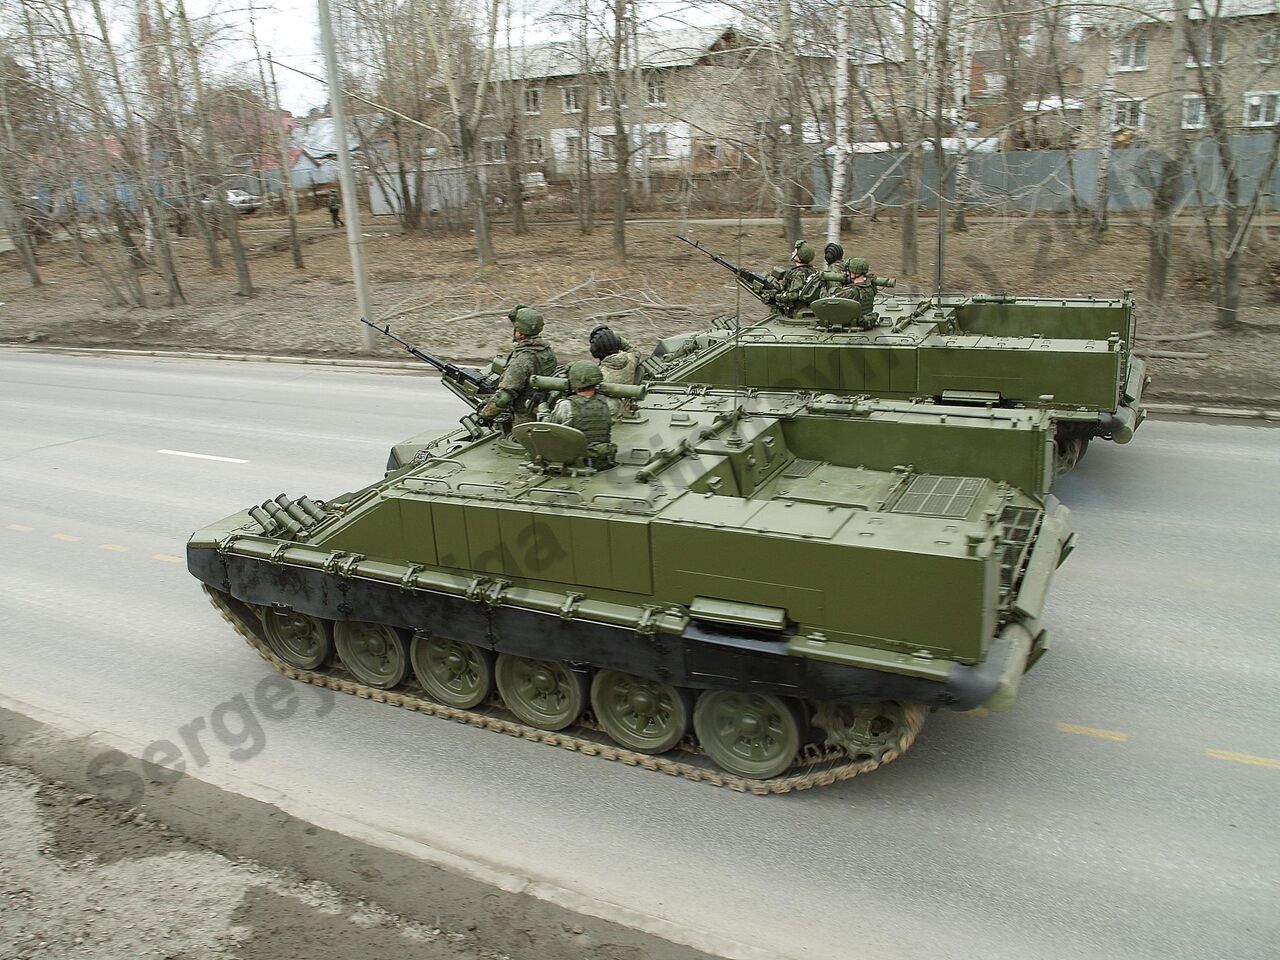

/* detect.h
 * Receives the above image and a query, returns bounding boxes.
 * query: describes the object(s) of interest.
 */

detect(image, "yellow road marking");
[1205,749,1280,771]
[53,533,81,542]
[98,543,129,553]
[6,523,33,532]
[1056,722,1128,742]
[152,554,183,564]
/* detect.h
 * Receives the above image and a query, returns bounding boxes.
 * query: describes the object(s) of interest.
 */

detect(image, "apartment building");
[1078,1,1280,145]
[476,25,776,179]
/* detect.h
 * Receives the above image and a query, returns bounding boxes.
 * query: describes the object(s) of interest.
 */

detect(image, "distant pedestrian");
[328,191,343,228]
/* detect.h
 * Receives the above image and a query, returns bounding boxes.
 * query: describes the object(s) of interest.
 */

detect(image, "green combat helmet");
[845,257,870,276]
[793,240,815,264]
[507,304,545,337]
[567,360,604,391]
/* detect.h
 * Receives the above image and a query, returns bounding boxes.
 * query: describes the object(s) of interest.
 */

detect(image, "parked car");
[202,189,262,214]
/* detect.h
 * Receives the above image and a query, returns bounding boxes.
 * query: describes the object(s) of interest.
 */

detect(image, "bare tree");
[422,0,503,264]
[172,0,255,296]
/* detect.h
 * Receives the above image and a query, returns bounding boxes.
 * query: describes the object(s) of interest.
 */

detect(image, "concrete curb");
[0,693,767,960]
[4,344,1278,420]
[1144,402,1280,421]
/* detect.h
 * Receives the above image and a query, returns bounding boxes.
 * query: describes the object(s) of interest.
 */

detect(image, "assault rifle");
[676,235,779,303]
[360,317,496,407]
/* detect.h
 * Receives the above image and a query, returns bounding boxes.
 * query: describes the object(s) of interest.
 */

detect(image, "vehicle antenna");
[730,152,746,443]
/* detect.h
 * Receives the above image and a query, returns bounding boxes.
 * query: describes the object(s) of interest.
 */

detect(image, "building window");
[564,134,581,162]
[523,88,542,115]
[1182,95,1205,129]
[646,130,669,157]
[482,138,506,163]
[524,136,544,161]
[599,133,617,160]
[598,86,628,110]
[1115,37,1148,72]
[646,77,666,106]
[1186,29,1226,68]
[561,86,581,113]
[1244,91,1280,126]
[1257,30,1280,64]
[984,72,1007,94]
[1114,97,1144,130]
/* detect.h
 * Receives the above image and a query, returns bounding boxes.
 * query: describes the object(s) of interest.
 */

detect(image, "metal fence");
[815,133,1280,214]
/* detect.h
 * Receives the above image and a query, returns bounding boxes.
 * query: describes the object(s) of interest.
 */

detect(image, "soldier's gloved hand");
[478,400,502,420]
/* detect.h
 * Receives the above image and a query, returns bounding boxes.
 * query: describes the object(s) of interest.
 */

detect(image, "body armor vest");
[566,395,612,447]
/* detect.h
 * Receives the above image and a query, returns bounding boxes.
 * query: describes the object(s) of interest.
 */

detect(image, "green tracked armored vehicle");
[649,268,1150,478]
[189,369,1074,792]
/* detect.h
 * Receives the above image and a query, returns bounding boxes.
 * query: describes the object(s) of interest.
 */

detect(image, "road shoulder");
[0,696,740,960]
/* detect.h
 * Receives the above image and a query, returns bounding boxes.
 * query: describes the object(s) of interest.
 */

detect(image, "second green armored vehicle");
[189,368,1074,792]
[660,242,1150,478]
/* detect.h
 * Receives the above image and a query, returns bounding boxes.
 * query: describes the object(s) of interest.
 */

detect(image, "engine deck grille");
[890,475,985,519]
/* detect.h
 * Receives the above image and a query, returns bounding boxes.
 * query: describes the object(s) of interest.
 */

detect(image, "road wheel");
[495,654,588,731]
[334,621,409,688]
[693,691,801,780]
[590,669,691,754]
[411,634,494,709]
[261,608,332,671]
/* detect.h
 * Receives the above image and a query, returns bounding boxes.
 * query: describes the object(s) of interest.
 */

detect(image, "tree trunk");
[1092,31,1118,235]
[825,2,850,245]
[174,0,254,296]
[504,121,527,235]
[1146,0,1189,304]
[56,0,147,305]
[610,0,629,260]
[777,0,804,242]
[577,0,594,235]
[901,0,920,275]
[460,127,495,263]
[262,55,304,268]
[0,78,42,286]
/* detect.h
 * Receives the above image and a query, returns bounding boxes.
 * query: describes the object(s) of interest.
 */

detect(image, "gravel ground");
[0,764,514,960]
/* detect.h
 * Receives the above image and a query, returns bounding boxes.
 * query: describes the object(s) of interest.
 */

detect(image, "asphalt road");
[1,352,1277,960]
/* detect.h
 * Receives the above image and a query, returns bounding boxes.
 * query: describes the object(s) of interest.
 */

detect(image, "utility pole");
[317,0,375,350]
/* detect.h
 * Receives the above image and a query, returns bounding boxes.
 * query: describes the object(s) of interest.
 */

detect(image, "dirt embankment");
[2,211,1277,406]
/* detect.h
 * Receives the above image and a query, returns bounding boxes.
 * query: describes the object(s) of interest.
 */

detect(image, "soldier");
[826,256,878,328]
[588,325,639,420]
[767,240,824,315]
[548,361,616,468]
[327,190,343,228]
[823,241,844,268]
[478,305,558,424]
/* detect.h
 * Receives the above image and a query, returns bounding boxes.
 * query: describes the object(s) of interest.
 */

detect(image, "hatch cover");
[890,475,985,519]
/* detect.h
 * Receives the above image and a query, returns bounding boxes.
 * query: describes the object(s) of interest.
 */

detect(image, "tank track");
[203,586,927,795]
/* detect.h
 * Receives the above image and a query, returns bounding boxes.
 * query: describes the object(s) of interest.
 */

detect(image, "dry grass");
[2,208,1278,404]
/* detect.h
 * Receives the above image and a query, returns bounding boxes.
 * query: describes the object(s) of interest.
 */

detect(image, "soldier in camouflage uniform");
[824,256,878,327]
[588,325,639,420]
[548,361,616,468]
[478,305,558,424]
[767,240,825,316]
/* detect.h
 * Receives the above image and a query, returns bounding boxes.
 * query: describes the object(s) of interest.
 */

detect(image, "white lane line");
[157,448,248,464]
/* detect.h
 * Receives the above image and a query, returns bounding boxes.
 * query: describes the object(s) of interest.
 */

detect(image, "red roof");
[246,147,305,171]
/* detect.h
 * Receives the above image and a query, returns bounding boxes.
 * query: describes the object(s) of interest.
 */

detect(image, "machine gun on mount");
[361,316,501,404]
[361,317,503,434]
[677,235,780,307]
